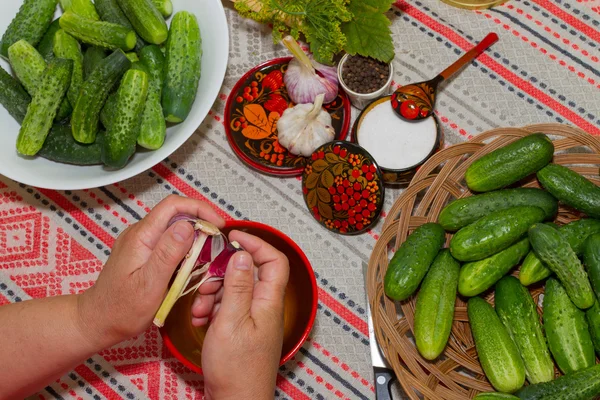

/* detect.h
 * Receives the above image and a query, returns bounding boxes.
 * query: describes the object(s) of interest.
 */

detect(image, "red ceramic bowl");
[160,220,318,374]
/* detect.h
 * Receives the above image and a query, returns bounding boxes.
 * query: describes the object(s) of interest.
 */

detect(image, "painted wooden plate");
[224,57,351,176]
[302,141,385,235]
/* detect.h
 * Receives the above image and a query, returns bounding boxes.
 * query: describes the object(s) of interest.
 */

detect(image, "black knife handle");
[374,367,394,400]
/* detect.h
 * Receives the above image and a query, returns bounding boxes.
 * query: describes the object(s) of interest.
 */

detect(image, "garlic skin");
[277,94,335,157]
[282,36,338,105]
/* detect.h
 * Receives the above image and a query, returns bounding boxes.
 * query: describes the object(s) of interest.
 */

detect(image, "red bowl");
[159,220,318,374]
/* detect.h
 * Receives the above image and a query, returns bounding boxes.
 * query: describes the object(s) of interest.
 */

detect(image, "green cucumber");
[8,40,72,121]
[585,301,600,356]
[529,223,595,309]
[60,11,136,51]
[475,394,519,400]
[16,59,72,156]
[465,134,554,192]
[72,49,131,143]
[518,252,552,287]
[61,0,99,20]
[583,233,600,301]
[468,297,525,393]
[37,19,62,62]
[94,0,145,52]
[116,0,168,44]
[495,276,554,384]
[100,92,118,130]
[125,52,139,63]
[458,238,529,297]
[450,206,545,262]
[83,47,107,80]
[0,0,57,59]
[102,69,149,168]
[384,223,445,301]
[53,30,83,105]
[39,124,104,165]
[151,0,173,18]
[0,65,31,124]
[162,11,202,123]
[439,188,557,231]
[538,163,600,219]
[414,250,459,360]
[543,278,595,374]
[137,45,166,150]
[516,363,600,400]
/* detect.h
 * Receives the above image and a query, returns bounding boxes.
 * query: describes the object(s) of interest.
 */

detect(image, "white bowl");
[0,0,229,190]
[337,54,394,110]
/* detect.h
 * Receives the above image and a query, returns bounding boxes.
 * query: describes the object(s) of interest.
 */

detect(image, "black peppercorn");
[341,55,390,94]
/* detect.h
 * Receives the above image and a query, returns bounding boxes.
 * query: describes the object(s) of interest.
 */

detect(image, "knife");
[362,262,395,400]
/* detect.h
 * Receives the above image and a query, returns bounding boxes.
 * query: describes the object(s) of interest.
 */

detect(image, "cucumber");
[414,250,459,360]
[475,394,519,400]
[116,0,168,45]
[518,252,552,287]
[516,363,600,400]
[583,233,600,301]
[468,297,525,393]
[72,49,131,143]
[162,11,202,123]
[543,278,595,374]
[585,301,600,356]
[83,47,107,80]
[538,163,600,219]
[53,30,83,105]
[100,92,118,129]
[450,206,545,262]
[465,134,554,192]
[439,188,557,232]
[495,276,554,384]
[102,69,149,168]
[39,124,104,165]
[61,0,100,20]
[458,238,529,297]
[137,45,166,150]
[8,40,72,121]
[94,0,145,52]
[16,59,72,156]
[125,52,139,63]
[37,19,62,62]
[0,0,57,59]
[59,11,136,51]
[529,223,595,310]
[0,65,31,124]
[384,223,445,301]
[151,0,173,18]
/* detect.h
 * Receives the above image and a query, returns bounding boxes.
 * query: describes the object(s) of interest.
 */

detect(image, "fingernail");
[234,253,252,270]
[173,221,194,242]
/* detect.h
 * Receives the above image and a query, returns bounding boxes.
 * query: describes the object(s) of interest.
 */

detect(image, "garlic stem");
[308,94,325,119]
[153,232,210,327]
[282,35,315,74]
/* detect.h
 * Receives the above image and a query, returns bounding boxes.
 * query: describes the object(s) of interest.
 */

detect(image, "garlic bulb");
[277,94,335,157]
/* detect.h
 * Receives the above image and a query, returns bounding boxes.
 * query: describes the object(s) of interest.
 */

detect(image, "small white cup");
[337,54,394,110]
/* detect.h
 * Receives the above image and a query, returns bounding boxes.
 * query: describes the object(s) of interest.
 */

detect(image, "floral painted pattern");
[302,141,384,235]
[226,58,349,175]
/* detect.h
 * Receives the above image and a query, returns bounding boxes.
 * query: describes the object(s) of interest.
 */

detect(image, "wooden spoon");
[391,33,499,121]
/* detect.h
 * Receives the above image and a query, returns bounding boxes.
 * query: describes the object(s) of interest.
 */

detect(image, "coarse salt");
[357,100,437,170]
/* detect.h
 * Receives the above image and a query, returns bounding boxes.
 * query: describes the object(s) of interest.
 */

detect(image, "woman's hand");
[77,195,225,347]
[192,231,290,400]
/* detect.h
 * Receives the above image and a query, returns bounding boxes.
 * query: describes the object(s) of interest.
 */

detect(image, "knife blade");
[362,262,395,400]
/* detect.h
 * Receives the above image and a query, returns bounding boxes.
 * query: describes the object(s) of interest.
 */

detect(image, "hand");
[192,231,290,400]
[77,195,225,348]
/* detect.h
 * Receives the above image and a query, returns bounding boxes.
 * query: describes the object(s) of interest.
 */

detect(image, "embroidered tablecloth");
[2,0,600,398]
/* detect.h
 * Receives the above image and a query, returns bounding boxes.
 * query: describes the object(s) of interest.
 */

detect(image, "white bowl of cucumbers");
[0,0,229,190]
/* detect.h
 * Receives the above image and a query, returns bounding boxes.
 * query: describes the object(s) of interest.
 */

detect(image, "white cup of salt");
[351,95,442,185]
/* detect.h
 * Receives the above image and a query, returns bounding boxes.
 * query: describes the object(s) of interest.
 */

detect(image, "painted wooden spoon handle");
[439,33,499,80]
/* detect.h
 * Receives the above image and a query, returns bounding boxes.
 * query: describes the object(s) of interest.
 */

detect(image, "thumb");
[145,220,195,285]
[218,251,254,325]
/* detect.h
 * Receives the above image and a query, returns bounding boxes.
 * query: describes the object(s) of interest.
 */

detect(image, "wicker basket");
[367,124,600,399]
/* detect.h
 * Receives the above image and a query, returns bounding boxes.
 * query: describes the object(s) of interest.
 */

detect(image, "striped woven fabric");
[2,0,599,398]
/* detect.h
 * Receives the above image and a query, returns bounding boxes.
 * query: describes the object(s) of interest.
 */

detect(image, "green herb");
[233,0,395,65]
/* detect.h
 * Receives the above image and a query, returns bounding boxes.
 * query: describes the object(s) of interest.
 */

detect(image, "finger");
[197,280,222,295]
[210,302,221,320]
[143,220,195,284]
[218,251,254,324]
[229,231,290,303]
[191,317,208,327]
[215,286,224,303]
[135,195,225,250]
[191,293,216,319]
